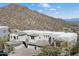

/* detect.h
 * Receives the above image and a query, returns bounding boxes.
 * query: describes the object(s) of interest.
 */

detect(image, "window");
[13,36,18,40]
[31,36,34,39]
[14,36,16,40]
[17,36,18,40]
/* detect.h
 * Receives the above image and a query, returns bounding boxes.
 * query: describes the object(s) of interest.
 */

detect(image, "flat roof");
[22,30,77,34]
[10,30,77,37]
[10,32,27,36]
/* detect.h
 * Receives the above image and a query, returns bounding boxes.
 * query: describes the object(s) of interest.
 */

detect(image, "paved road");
[9,44,38,56]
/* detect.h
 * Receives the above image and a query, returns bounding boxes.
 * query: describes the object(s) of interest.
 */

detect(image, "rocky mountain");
[0,4,65,31]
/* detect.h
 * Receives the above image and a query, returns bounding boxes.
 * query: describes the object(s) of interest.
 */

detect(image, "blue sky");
[0,3,79,19]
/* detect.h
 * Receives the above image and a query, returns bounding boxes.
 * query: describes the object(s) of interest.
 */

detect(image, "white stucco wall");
[18,35,28,41]
[22,30,78,44]
[10,33,18,41]
[10,33,28,42]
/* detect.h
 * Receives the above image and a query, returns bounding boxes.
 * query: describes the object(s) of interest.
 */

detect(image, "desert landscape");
[0,3,79,56]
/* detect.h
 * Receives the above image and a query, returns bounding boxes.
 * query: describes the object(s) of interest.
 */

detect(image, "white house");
[0,26,10,40]
[9,30,78,50]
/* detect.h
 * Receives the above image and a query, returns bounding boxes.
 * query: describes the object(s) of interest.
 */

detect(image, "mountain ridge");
[65,18,79,22]
[0,4,65,31]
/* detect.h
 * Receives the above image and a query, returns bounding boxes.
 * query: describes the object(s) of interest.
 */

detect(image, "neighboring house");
[0,26,10,40]
[63,27,72,32]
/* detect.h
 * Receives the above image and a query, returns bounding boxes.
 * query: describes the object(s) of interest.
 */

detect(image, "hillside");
[0,4,65,31]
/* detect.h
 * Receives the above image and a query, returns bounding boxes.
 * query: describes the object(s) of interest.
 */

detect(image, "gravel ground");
[9,44,38,56]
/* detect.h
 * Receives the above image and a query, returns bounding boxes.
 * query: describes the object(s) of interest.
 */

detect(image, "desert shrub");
[70,41,79,55]
[8,45,15,53]
[0,38,7,50]
[38,40,73,56]
[38,45,61,56]
[70,29,79,55]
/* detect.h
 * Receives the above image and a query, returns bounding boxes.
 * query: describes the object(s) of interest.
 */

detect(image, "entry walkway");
[9,44,38,56]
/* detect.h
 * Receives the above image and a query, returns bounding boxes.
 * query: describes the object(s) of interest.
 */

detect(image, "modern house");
[0,26,77,54]
[9,30,78,50]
